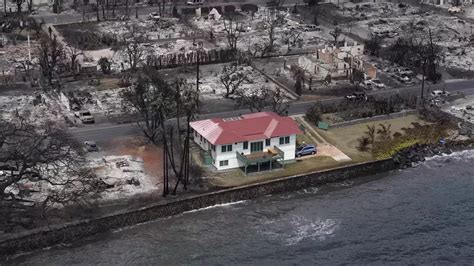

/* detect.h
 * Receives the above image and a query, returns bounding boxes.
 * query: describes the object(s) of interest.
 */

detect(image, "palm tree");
[364,124,376,148]
[377,123,392,142]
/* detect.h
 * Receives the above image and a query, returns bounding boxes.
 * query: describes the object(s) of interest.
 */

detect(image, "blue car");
[295,144,317,157]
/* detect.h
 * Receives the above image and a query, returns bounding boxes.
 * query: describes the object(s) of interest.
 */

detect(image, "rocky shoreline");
[393,140,474,169]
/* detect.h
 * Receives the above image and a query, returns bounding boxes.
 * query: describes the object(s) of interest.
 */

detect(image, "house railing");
[236,146,285,166]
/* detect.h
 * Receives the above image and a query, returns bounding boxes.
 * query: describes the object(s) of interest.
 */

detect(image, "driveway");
[293,114,352,162]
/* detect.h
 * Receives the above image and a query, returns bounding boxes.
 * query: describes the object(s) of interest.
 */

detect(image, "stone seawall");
[0,159,395,257]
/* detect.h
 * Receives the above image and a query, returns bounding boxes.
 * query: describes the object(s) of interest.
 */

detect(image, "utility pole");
[421,58,426,104]
[196,49,200,108]
[27,34,31,62]
[135,0,138,19]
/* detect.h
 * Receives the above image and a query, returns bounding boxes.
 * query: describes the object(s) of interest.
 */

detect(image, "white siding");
[214,142,240,170]
[209,134,298,170]
[194,132,210,151]
[272,135,297,161]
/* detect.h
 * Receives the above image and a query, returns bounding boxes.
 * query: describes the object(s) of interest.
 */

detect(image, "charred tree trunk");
[125,0,129,17]
[112,0,115,17]
[96,0,100,21]
[102,2,106,20]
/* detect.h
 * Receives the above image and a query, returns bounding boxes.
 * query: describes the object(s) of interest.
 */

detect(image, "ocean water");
[8,150,474,265]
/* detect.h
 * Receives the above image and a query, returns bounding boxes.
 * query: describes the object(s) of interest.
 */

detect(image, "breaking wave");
[182,200,247,214]
[257,214,339,246]
[424,149,474,163]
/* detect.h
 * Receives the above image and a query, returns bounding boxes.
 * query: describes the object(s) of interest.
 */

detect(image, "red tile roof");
[190,112,302,145]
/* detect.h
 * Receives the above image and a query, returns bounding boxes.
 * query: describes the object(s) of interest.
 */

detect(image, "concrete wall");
[330,110,418,128]
[0,159,395,256]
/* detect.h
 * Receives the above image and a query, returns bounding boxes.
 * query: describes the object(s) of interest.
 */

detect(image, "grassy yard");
[315,114,429,162]
[209,156,346,188]
[208,114,430,188]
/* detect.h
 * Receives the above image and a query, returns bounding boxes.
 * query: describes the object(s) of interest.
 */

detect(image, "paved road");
[70,79,474,143]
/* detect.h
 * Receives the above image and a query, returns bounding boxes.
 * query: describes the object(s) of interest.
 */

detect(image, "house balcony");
[236,146,285,175]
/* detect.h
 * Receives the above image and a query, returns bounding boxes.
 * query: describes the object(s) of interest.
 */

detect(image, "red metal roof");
[190,112,302,145]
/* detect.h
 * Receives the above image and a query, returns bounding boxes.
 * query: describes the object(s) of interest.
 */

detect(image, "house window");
[265,139,271,146]
[243,141,248,150]
[211,145,216,152]
[221,144,232,153]
[251,141,264,152]
[219,160,229,167]
[194,131,197,137]
[200,135,203,142]
[279,136,290,145]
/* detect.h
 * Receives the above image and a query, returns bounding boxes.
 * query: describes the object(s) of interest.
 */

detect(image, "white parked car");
[362,80,373,89]
[396,67,413,76]
[149,12,160,20]
[75,110,95,124]
[186,0,203,5]
[83,141,99,152]
[304,25,322,32]
[370,79,385,89]
[431,90,450,98]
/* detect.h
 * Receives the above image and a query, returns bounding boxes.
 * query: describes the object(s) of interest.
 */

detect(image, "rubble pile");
[0,92,67,124]
[346,2,474,72]
[443,97,474,123]
[65,87,130,116]
[91,155,157,200]
[97,18,195,40]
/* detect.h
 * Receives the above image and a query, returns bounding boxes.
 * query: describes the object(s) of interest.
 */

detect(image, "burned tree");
[222,15,241,55]
[365,34,382,57]
[282,27,303,52]
[167,78,200,194]
[121,26,148,72]
[234,86,269,113]
[27,17,45,38]
[0,115,99,230]
[16,0,24,14]
[98,57,111,74]
[120,70,174,145]
[329,26,342,46]
[38,35,65,85]
[66,46,83,75]
[121,69,200,196]
[385,30,442,83]
[269,87,291,115]
[305,0,322,25]
[235,86,290,115]
[220,62,249,98]
[261,9,285,55]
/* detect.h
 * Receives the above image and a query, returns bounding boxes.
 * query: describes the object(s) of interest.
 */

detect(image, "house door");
[250,141,264,152]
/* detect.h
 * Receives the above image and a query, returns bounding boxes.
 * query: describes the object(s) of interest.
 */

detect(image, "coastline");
[1,139,473,258]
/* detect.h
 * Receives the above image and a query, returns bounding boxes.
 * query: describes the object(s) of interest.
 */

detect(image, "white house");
[190,112,302,173]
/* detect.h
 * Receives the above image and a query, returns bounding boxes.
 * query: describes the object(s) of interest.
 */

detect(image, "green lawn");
[315,114,429,162]
[209,156,345,188]
[208,114,430,188]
